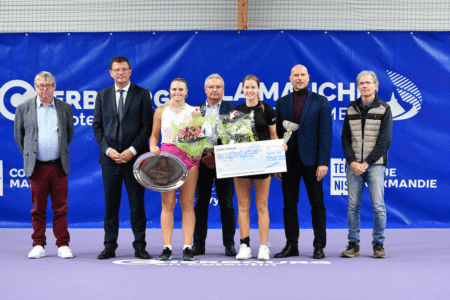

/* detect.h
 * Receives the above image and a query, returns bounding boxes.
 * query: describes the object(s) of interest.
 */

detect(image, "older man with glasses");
[14,71,74,259]
[341,70,393,259]
[192,73,237,257]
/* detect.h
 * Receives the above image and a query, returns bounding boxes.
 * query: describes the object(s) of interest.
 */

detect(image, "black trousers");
[281,152,327,248]
[102,162,146,250]
[193,161,236,247]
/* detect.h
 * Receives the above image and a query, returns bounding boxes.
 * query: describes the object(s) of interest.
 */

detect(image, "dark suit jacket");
[276,90,332,167]
[14,96,74,177]
[199,100,235,118]
[92,83,153,165]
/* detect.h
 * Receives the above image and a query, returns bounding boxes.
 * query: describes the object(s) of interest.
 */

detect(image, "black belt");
[36,158,61,165]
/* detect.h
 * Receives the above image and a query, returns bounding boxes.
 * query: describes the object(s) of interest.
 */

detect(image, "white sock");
[164,245,172,250]
[183,245,192,250]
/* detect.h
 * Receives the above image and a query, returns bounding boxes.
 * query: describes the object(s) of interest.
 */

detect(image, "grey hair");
[356,70,379,92]
[204,73,224,87]
[34,71,56,85]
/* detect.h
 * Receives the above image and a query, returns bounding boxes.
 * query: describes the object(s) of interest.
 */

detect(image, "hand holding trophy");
[283,120,299,143]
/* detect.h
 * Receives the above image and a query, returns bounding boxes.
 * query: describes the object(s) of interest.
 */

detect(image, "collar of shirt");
[205,99,222,109]
[36,97,55,109]
[115,82,131,109]
[360,97,375,108]
[115,82,131,93]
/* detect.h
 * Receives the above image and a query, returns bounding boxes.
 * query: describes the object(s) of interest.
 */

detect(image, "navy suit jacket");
[92,83,153,165]
[198,100,235,117]
[276,90,332,167]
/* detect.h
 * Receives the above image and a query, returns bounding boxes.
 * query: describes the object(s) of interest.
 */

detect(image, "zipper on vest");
[355,105,365,163]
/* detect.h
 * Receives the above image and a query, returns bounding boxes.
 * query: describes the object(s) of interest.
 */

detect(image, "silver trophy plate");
[133,151,188,192]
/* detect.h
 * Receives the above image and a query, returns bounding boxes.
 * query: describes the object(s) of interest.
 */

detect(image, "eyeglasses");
[357,82,374,87]
[206,85,224,90]
[111,68,131,73]
[36,84,55,90]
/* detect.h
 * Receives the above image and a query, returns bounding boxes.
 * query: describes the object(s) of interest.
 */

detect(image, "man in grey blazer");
[14,71,74,259]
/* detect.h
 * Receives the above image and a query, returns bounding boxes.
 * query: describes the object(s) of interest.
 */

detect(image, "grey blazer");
[14,96,74,177]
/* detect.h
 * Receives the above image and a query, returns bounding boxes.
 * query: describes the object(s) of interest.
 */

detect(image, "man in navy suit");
[192,74,237,256]
[93,56,153,259]
[274,65,332,259]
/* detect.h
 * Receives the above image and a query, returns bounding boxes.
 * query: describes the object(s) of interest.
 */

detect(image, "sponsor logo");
[113,259,331,266]
[386,70,422,120]
[0,80,36,121]
[330,159,437,196]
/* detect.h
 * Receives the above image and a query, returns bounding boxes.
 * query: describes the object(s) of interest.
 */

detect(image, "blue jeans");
[346,164,386,244]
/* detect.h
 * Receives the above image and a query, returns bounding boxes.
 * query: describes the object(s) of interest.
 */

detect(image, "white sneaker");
[28,245,45,259]
[236,244,252,260]
[257,244,271,260]
[58,246,74,258]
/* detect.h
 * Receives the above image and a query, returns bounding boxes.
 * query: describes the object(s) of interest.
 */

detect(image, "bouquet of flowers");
[172,116,217,156]
[217,110,257,144]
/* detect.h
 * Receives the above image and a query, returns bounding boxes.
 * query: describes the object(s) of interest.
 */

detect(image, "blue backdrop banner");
[1,31,449,228]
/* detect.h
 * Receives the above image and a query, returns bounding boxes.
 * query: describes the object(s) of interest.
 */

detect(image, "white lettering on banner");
[73,113,94,126]
[330,159,438,196]
[1,70,422,123]
[330,159,347,195]
[154,90,170,107]
[207,187,218,206]
[9,168,29,189]
[386,179,437,188]
[318,82,337,101]
[113,259,331,266]
[10,179,30,188]
[281,82,293,97]
[0,161,3,196]
[209,197,218,206]
[311,82,358,101]
[9,168,26,177]
[331,107,348,121]
[83,91,96,109]
[233,83,245,101]
[52,90,97,110]
[260,82,279,100]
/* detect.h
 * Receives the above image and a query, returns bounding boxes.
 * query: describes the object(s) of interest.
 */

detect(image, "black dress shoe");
[98,248,116,260]
[192,244,205,256]
[313,247,325,259]
[274,245,299,258]
[225,244,237,256]
[135,248,152,259]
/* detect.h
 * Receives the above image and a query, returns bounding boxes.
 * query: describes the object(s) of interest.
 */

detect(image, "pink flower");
[178,129,186,138]
[194,128,204,137]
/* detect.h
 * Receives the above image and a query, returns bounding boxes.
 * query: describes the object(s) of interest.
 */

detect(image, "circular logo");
[0,80,36,121]
[386,71,422,121]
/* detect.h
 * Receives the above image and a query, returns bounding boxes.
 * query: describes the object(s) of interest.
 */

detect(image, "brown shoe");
[341,241,360,258]
[373,242,386,258]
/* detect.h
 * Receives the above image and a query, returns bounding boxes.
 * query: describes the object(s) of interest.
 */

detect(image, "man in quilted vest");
[341,70,393,259]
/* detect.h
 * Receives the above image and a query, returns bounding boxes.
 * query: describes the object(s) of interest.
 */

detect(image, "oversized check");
[214,139,286,179]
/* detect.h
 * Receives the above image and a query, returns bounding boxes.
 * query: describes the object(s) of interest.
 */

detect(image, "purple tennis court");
[1,228,449,300]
